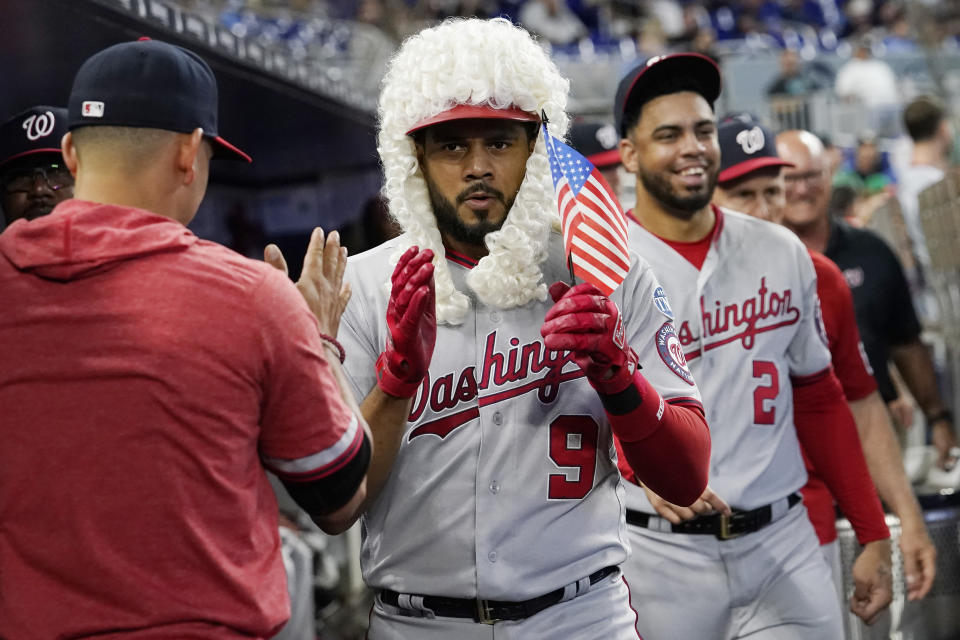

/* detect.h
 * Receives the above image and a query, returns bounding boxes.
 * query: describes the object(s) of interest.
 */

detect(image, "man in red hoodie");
[0,39,398,639]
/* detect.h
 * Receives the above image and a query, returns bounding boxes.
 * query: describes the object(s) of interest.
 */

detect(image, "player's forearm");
[606,371,710,506]
[323,346,373,444]
[849,392,925,531]
[357,385,411,511]
[793,371,889,544]
[890,340,946,416]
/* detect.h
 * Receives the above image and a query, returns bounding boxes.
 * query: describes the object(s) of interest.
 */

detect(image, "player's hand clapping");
[540,281,638,396]
[264,227,351,337]
[376,246,436,398]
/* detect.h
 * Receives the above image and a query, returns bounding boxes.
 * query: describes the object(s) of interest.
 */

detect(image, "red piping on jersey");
[478,370,585,406]
[409,407,481,440]
[700,317,801,354]
[791,366,832,387]
[622,576,645,640]
[407,370,587,441]
[445,248,478,269]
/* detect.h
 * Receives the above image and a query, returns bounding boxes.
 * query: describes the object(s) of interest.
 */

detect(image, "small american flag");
[544,124,630,296]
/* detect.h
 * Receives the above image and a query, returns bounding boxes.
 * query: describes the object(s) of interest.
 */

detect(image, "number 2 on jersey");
[752,360,779,425]
[548,416,599,499]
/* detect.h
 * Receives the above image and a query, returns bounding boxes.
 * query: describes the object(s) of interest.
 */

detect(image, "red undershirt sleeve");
[792,369,889,544]
[608,370,711,507]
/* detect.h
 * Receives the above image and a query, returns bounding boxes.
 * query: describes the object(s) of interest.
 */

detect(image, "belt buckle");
[718,513,744,540]
[475,599,501,625]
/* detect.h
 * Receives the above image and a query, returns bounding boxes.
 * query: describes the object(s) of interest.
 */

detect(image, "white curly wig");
[377,17,570,325]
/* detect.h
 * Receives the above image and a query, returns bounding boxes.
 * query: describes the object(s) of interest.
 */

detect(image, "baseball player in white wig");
[337,17,712,639]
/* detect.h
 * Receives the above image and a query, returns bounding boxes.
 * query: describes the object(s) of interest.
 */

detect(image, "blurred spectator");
[881,11,917,52]
[780,0,838,28]
[689,25,719,63]
[637,17,669,57]
[834,37,898,109]
[840,0,875,39]
[518,0,588,46]
[669,1,710,47]
[828,184,859,223]
[833,130,894,195]
[819,133,846,178]
[424,0,501,21]
[898,95,953,277]
[767,49,828,97]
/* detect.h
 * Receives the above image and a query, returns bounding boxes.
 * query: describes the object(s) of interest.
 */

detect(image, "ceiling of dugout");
[0,0,380,187]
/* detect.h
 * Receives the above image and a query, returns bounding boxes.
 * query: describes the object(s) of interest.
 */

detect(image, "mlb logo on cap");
[0,106,69,169]
[81,102,105,118]
[67,39,250,162]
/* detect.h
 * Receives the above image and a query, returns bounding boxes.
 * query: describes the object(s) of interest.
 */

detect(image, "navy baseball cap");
[0,106,69,169]
[717,113,793,183]
[614,53,722,137]
[68,39,250,162]
[569,122,621,168]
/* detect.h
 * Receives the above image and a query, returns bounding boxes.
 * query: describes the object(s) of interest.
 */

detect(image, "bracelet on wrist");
[318,333,345,364]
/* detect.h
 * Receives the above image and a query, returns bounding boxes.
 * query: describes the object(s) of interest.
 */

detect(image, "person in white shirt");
[834,38,899,109]
[897,95,953,279]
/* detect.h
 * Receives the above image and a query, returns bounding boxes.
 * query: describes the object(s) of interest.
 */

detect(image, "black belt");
[626,493,802,541]
[379,565,618,624]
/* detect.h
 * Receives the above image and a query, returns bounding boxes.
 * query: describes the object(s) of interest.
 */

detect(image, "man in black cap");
[715,114,936,605]
[0,106,73,227]
[612,53,892,639]
[0,39,373,639]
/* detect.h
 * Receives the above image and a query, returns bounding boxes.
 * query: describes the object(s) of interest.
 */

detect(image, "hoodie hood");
[0,199,196,281]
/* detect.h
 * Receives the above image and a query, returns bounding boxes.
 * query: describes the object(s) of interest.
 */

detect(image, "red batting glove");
[540,281,639,396]
[376,247,437,398]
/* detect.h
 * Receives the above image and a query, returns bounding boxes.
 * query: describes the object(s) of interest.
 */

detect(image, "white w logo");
[735,126,765,155]
[22,111,56,141]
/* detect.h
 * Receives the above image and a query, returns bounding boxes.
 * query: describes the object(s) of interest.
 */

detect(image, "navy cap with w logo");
[67,39,250,162]
[717,113,792,183]
[0,106,69,169]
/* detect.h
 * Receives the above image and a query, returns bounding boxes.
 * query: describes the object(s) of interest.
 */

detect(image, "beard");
[427,179,515,246]
[639,165,717,219]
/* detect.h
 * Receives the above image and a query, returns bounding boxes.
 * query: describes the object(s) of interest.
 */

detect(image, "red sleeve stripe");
[263,414,363,482]
[791,367,832,387]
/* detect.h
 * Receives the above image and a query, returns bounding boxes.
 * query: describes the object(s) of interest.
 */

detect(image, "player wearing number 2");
[337,19,710,639]
[614,53,892,639]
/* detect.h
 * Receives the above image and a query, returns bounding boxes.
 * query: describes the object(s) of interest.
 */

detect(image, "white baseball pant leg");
[624,503,843,640]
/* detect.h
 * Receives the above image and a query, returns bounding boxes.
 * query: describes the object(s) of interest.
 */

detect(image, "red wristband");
[376,352,423,398]
[318,333,345,364]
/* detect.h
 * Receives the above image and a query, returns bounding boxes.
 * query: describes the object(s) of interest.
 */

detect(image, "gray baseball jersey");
[339,230,701,600]
[624,208,832,513]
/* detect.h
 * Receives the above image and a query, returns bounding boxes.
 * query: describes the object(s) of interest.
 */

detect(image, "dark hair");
[829,185,857,219]
[903,96,946,142]
[621,75,713,136]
